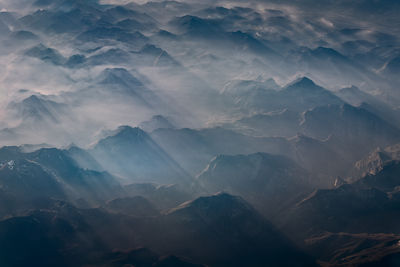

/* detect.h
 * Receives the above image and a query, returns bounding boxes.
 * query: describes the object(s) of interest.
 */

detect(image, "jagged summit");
[285,77,319,91]
[93,126,151,149]
[110,125,148,139]
[8,94,65,124]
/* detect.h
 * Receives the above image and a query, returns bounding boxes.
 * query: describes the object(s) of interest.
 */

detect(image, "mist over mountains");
[0,0,400,266]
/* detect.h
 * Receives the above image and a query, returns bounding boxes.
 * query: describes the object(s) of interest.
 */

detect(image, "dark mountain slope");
[159,193,317,267]
[197,152,313,216]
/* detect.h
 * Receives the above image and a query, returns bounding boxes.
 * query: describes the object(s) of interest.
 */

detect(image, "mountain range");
[0,0,399,266]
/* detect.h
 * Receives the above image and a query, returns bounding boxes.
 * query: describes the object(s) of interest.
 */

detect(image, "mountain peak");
[93,126,150,148]
[286,77,316,88]
[114,126,149,139]
[140,44,163,55]
[12,94,63,123]
[20,94,61,109]
[171,15,221,35]
[99,68,143,87]
[91,125,188,184]
[25,44,65,65]
[175,15,205,26]
[22,94,42,105]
